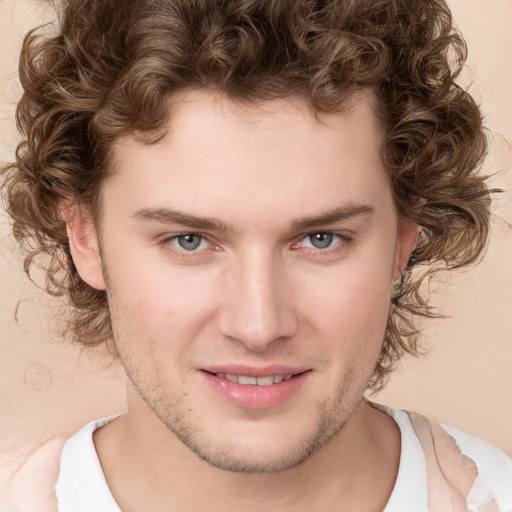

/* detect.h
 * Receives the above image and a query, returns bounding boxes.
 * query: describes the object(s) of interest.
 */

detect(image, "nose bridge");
[219,246,297,349]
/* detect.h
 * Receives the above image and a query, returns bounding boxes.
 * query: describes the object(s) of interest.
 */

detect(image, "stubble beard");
[117,340,366,474]
[144,388,357,473]
[105,272,374,475]
[166,397,354,474]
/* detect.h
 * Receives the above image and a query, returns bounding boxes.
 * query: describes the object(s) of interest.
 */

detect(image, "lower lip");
[201,371,311,409]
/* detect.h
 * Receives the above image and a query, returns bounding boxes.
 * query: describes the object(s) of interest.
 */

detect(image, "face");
[73,90,416,473]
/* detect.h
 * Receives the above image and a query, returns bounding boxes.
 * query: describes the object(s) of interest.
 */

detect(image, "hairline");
[90,86,392,227]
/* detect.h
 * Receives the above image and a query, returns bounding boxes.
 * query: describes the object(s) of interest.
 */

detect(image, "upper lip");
[200,365,311,377]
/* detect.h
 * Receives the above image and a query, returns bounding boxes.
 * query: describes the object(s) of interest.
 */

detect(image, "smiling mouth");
[206,372,305,386]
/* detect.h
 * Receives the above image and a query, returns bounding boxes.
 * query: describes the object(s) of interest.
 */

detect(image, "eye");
[301,232,341,249]
[169,233,209,251]
[305,232,335,249]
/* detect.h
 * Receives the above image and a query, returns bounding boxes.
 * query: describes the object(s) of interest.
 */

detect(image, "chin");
[184,437,323,474]
[162,407,348,474]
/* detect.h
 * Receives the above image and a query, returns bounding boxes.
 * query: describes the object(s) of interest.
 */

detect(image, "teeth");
[215,373,296,386]
[256,376,274,386]
[238,375,257,385]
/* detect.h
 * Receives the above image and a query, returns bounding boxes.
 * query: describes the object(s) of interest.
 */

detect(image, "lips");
[212,373,296,386]
[200,366,311,409]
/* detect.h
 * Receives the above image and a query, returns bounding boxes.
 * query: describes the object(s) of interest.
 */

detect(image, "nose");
[217,248,299,351]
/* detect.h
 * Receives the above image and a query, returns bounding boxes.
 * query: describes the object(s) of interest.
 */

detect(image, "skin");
[66,89,418,511]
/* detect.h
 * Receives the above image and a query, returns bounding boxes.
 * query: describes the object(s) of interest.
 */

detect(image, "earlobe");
[393,220,419,282]
[60,202,106,291]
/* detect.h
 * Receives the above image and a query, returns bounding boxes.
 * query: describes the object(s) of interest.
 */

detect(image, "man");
[2,0,511,510]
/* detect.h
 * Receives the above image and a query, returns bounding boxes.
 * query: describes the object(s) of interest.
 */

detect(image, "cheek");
[297,259,392,351]
[106,254,219,349]
[105,267,219,390]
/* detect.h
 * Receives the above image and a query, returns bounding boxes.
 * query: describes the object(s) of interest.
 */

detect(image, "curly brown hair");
[2,0,491,390]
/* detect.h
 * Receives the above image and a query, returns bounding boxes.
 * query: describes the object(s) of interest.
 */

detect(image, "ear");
[392,219,419,282]
[60,201,106,290]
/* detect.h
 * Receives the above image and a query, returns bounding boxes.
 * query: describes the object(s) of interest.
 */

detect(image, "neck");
[94,393,400,512]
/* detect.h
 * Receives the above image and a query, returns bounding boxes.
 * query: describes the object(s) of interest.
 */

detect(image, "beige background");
[1,0,511,468]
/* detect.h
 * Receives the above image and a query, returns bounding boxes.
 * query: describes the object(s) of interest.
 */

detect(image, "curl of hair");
[1,0,491,390]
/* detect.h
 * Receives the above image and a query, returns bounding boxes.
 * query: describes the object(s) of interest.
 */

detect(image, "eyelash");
[158,233,218,259]
[158,231,354,259]
[291,232,354,255]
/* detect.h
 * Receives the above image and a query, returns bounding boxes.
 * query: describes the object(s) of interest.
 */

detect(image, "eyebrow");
[290,203,374,231]
[132,207,231,232]
[132,202,374,232]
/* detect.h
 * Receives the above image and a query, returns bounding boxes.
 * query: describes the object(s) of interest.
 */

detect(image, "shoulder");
[407,409,512,512]
[0,436,66,512]
[438,422,512,511]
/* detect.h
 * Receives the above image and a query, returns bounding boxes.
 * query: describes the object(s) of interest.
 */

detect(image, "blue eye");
[172,234,206,251]
[306,232,336,249]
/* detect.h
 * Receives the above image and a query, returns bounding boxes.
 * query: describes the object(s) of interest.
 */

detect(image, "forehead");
[106,89,392,229]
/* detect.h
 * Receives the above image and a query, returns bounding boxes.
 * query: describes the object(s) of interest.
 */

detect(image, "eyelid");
[291,230,355,253]
[159,232,220,255]
[294,230,353,244]
[157,230,354,258]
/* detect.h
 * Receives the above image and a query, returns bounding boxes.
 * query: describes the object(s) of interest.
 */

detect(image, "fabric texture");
[54,407,512,512]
